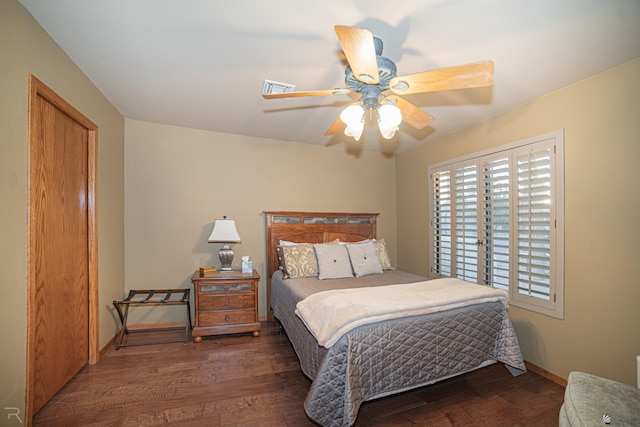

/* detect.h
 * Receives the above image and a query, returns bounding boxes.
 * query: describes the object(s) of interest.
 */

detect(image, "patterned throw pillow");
[276,244,318,279]
[345,241,383,277]
[373,238,394,270]
[314,243,354,280]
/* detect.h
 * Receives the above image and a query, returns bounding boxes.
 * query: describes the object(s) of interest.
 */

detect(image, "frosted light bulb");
[377,104,401,139]
[378,104,402,127]
[379,125,397,139]
[340,105,364,126]
[344,121,364,141]
[340,105,365,141]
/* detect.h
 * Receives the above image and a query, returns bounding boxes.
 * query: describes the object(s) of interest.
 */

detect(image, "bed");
[264,211,526,427]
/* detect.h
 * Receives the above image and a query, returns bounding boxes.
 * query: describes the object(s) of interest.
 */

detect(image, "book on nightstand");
[199,267,217,276]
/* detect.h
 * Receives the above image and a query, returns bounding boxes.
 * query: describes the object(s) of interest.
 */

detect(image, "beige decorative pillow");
[276,244,318,279]
[373,239,394,270]
[314,243,354,280]
[346,241,382,277]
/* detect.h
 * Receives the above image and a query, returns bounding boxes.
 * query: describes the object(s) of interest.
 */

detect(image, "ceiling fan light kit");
[262,25,494,143]
[338,102,401,141]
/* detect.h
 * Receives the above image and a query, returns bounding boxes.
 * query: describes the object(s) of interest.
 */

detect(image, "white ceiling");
[18,0,640,153]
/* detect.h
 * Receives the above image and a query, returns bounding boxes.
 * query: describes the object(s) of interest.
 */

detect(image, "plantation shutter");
[482,156,510,290]
[454,164,478,282]
[432,170,452,276]
[515,143,553,301]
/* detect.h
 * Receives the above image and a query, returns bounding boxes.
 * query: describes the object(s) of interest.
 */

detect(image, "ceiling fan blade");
[334,25,379,85]
[385,95,435,130]
[263,89,351,99]
[389,61,494,95]
[325,117,346,136]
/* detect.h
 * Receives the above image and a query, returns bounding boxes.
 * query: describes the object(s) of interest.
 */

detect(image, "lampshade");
[340,104,365,125]
[340,105,365,141]
[378,104,402,140]
[208,217,241,271]
[344,121,364,141]
[208,217,241,243]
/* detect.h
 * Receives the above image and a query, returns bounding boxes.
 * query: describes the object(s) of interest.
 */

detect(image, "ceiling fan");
[263,25,494,141]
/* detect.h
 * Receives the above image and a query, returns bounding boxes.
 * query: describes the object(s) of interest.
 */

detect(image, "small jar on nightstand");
[190,269,261,342]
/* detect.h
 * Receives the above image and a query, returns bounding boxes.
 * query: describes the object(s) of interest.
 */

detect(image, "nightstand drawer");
[200,283,254,293]
[199,309,255,326]
[198,294,254,311]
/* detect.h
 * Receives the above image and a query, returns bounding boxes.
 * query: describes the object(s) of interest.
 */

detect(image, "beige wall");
[124,119,398,320]
[396,58,640,386]
[0,0,125,420]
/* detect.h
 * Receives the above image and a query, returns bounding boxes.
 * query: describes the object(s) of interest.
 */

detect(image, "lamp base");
[218,245,234,271]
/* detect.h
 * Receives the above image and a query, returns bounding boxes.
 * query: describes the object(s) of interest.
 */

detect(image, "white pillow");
[280,238,339,246]
[346,241,383,277]
[338,239,370,245]
[279,239,299,246]
[314,243,354,280]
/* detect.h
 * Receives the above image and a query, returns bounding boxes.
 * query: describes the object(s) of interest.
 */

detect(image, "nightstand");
[190,269,261,342]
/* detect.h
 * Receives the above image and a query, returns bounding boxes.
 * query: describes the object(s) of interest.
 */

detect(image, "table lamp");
[207,216,241,271]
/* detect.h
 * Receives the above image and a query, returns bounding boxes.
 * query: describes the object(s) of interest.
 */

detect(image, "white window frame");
[428,130,565,319]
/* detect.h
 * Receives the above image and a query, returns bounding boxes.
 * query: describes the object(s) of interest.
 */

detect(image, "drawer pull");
[225,314,230,321]
[224,286,230,291]
[225,300,230,306]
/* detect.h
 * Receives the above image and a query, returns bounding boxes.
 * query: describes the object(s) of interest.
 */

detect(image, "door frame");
[26,74,99,422]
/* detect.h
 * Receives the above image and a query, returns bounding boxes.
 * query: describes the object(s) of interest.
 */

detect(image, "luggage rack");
[113,289,192,350]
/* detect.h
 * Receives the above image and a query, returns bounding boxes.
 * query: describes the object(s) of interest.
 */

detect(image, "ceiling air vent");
[261,79,295,95]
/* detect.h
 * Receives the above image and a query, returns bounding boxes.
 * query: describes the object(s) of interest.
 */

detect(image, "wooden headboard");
[264,211,379,319]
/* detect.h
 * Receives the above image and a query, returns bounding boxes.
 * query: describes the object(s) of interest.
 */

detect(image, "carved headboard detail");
[263,211,379,320]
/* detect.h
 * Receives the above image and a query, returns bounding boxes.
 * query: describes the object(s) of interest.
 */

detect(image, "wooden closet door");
[27,75,98,416]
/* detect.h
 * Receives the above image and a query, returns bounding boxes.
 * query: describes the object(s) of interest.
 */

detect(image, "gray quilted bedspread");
[271,270,526,427]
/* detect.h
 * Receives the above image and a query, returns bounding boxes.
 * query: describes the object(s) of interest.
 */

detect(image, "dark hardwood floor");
[33,321,565,426]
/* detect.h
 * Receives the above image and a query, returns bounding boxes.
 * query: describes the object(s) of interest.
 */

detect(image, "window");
[429,130,564,318]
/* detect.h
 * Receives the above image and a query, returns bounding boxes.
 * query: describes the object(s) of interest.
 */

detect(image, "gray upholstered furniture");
[559,371,640,426]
